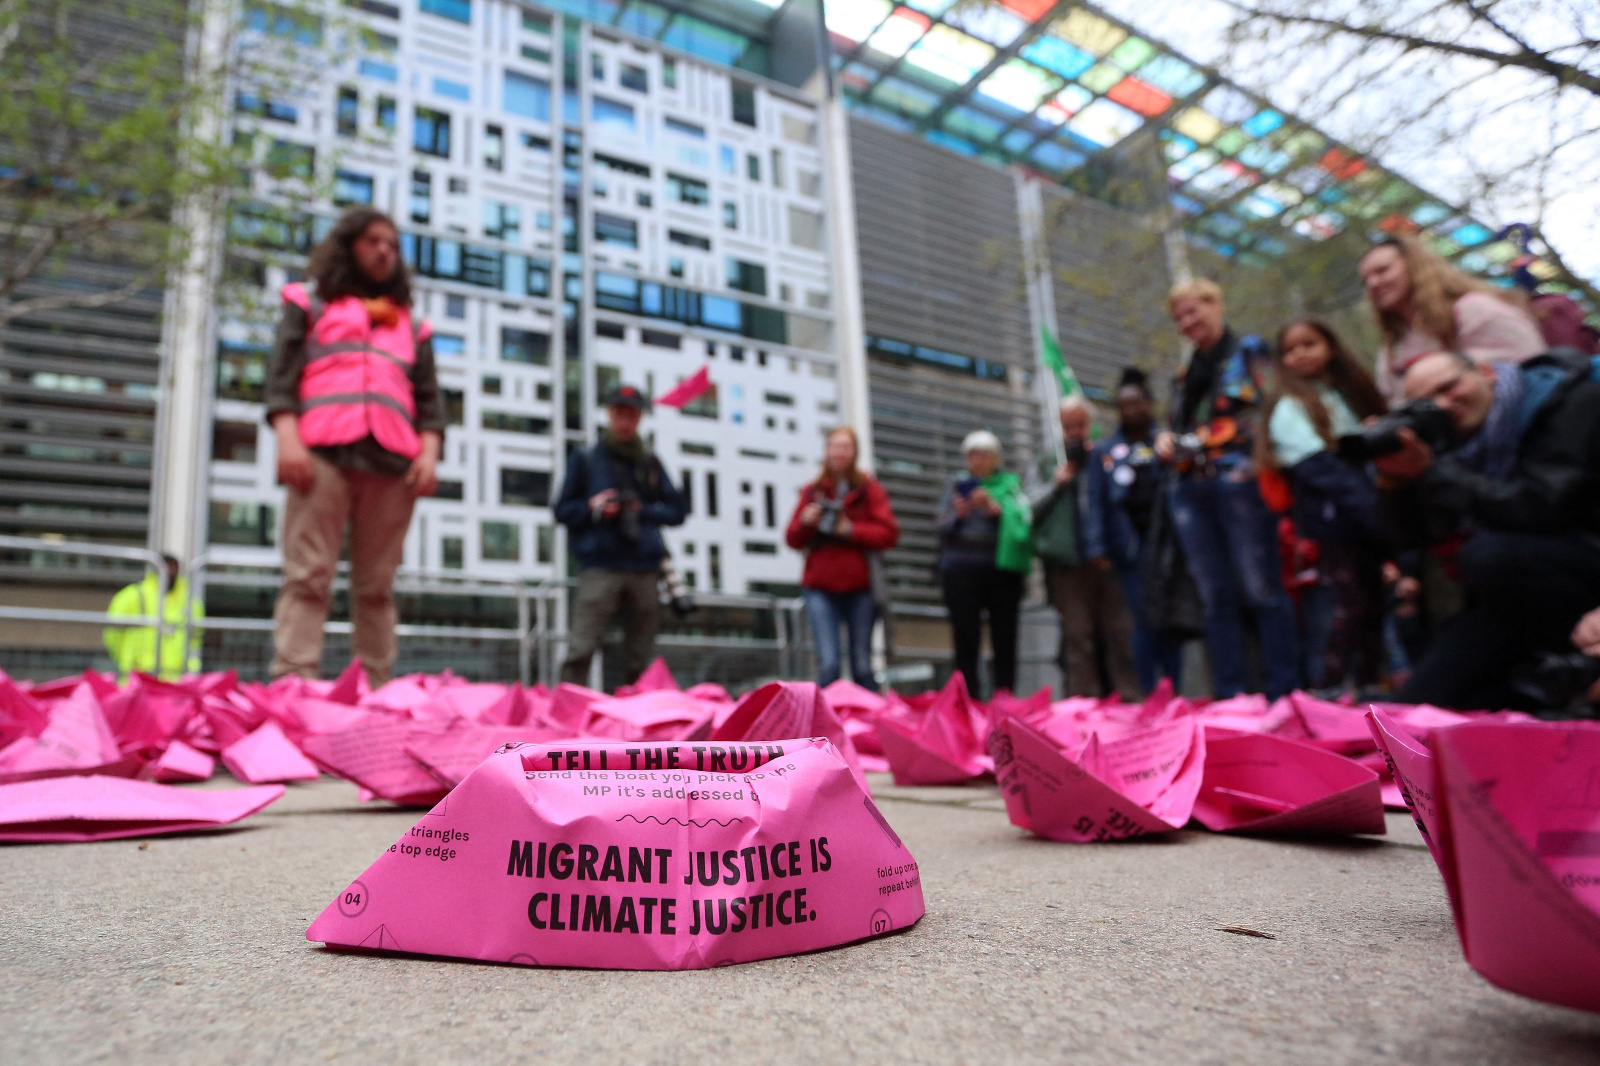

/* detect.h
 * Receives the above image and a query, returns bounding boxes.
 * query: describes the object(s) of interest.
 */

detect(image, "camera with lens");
[816,497,844,538]
[1064,440,1088,471]
[1510,651,1600,710]
[659,557,696,619]
[1167,432,1206,468]
[614,489,641,543]
[1336,399,1456,464]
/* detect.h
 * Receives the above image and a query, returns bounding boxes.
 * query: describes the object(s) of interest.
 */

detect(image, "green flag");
[1040,325,1079,396]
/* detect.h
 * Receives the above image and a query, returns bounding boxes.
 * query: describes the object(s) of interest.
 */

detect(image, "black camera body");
[1064,440,1088,470]
[1337,399,1455,464]
[816,497,844,537]
[614,489,641,542]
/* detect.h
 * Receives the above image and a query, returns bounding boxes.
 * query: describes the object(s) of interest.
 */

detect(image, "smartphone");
[954,477,980,497]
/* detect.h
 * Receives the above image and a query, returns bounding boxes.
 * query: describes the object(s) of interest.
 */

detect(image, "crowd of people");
[104,207,1595,716]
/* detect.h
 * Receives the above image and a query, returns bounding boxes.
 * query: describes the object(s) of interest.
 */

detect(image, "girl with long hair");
[265,207,446,686]
[785,427,899,691]
[1261,320,1388,689]
[1359,234,1543,402]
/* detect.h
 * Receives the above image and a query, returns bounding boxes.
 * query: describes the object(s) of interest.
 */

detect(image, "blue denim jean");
[1115,562,1184,695]
[1168,471,1299,698]
[802,587,878,691]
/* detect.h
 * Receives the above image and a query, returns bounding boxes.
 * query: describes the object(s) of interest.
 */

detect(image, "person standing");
[267,208,444,687]
[1157,279,1299,699]
[1360,235,1544,403]
[1033,396,1138,697]
[104,554,203,681]
[554,385,687,687]
[786,427,899,690]
[936,431,1032,697]
[1259,321,1389,690]
[1085,369,1182,694]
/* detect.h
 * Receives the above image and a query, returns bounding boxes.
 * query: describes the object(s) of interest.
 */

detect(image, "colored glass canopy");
[823,0,1566,286]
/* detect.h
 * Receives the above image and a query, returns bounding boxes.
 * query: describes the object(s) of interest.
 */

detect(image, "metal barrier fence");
[1,534,1019,692]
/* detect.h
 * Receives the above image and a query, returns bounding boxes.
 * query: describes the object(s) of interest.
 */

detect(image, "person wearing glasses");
[1376,348,1600,708]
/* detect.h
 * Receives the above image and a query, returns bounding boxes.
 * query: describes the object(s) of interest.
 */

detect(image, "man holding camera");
[554,385,687,687]
[1377,348,1600,708]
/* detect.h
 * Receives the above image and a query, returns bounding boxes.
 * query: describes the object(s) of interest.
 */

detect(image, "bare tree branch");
[0,264,163,327]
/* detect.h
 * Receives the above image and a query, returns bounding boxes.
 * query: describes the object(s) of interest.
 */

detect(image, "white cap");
[961,430,1002,457]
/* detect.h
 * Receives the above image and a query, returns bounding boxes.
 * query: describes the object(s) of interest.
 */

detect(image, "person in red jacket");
[785,427,899,690]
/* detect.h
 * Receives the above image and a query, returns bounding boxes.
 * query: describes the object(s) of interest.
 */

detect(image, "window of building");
[778,282,793,302]
[523,132,552,152]
[212,421,257,462]
[637,190,652,208]
[333,169,373,205]
[482,374,501,395]
[641,329,680,350]
[442,388,464,425]
[666,173,709,206]
[806,289,830,310]
[433,77,470,102]
[731,82,757,127]
[667,257,684,278]
[719,145,735,175]
[706,473,719,517]
[746,153,760,181]
[420,0,470,23]
[764,415,776,429]
[446,294,466,318]
[680,441,715,456]
[763,484,776,527]
[764,391,794,406]
[594,152,650,177]
[745,541,778,555]
[536,382,551,401]
[739,447,777,461]
[484,201,522,241]
[236,90,299,123]
[349,0,400,18]
[536,525,554,563]
[667,229,711,250]
[741,508,753,527]
[522,9,550,33]
[448,176,469,194]
[482,411,550,435]
[432,333,465,357]
[522,43,551,63]
[265,139,315,180]
[359,58,398,82]
[441,536,464,570]
[797,169,822,198]
[726,258,767,296]
[770,148,784,189]
[590,50,605,81]
[504,72,550,121]
[216,341,267,402]
[410,170,432,223]
[414,107,451,157]
[593,212,638,248]
[501,327,550,365]
[620,63,647,92]
[722,200,737,229]
[484,123,504,170]
[376,95,396,131]
[335,86,358,136]
[500,468,551,507]
[481,520,520,562]
[729,345,745,362]
[435,480,465,500]
[788,205,824,250]
[680,471,694,514]
[595,319,625,339]
[662,57,677,89]
[664,116,706,140]
[591,96,636,132]
[682,383,718,420]
[208,501,276,547]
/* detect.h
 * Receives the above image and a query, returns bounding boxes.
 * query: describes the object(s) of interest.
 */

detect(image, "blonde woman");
[1359,235,1544,402]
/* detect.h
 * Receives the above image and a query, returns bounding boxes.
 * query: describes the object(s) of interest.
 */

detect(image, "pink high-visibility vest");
[281,282,432,460]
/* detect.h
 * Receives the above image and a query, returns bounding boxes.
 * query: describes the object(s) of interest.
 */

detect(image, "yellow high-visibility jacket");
[103,574,203,681]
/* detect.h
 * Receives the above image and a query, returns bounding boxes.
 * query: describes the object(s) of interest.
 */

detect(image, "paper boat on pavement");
[307,738,924,970]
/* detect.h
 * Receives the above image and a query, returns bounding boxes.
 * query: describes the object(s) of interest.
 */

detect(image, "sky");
[1096,0,1600,283]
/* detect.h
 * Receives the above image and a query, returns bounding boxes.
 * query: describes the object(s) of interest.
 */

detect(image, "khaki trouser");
[560,568,662,687]
[271,454,416,686]
[1047,562,1140,699]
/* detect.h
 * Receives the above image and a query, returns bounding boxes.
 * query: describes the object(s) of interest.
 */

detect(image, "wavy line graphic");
[615,814,745,828]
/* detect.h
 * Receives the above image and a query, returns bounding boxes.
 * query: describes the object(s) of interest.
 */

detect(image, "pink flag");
[654,366,711,409]
[221,720,321,784]
[306,738,923,969]
[0,776,283,842]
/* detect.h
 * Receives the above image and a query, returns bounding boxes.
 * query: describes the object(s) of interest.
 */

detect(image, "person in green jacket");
[935,430,1032,697]
[104,554,203,681]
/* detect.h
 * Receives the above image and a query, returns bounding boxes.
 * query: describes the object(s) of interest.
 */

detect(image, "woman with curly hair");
[1359,234,1544,403]
[265,207,446,686]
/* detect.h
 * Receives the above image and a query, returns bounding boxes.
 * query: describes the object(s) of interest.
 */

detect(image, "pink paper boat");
[221,720,321,784]
[300,719,453,806]
[306,738,924,969]
[404,725,563,790]
[1192,729,1385,835]
[0,673,51,749]
[873,673,988,785]
[711,681,866,792]
[0,681,136,784]
[0,776,283,842]
[1366,709,1450,873]
[1431,719,1600,1014]
[991,715,1204,841]
[148,739,216,783]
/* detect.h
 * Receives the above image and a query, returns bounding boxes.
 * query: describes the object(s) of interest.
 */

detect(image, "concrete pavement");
[2,775,1598,1065]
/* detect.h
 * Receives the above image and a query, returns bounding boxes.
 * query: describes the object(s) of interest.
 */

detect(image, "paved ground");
[3,774,1598,1066]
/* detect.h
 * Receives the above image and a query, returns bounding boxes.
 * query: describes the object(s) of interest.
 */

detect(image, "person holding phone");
[935,431,1032,697]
